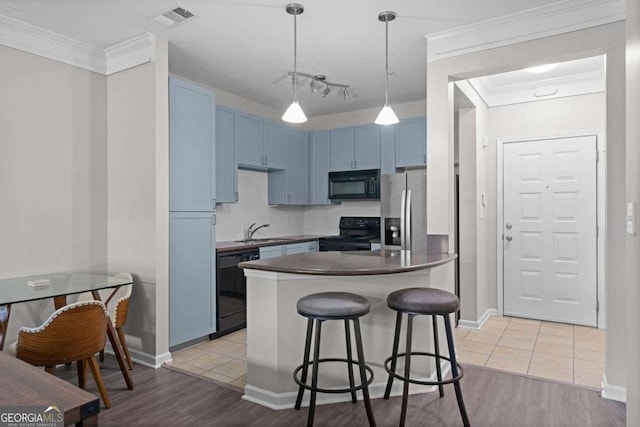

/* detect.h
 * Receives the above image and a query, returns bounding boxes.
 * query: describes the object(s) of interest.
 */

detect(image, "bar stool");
[383,288,470,427]
[294,292,376,427]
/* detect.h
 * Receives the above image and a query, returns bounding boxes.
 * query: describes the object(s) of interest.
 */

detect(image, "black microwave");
[328,169,380,201]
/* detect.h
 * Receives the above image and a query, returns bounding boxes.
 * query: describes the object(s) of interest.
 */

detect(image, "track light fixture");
[286,71,351,102]
[282,3,307,124]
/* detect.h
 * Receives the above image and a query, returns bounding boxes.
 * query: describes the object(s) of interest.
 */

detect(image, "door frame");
[496,130,606,328]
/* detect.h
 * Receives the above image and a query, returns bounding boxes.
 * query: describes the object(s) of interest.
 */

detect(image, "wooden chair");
[15,301,111,408]
[78,272,134,370]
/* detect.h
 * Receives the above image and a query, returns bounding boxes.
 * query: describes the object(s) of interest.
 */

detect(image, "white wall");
[0,45,108,342]
[216,170,306,241]
[625,0,640,420]
[426,22,626,392]
[107,39,170,363]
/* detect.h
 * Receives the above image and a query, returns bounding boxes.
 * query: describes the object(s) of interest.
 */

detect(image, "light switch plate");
[627,202,636,236]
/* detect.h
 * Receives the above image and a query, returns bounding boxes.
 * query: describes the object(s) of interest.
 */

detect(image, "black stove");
[318,217,381,252]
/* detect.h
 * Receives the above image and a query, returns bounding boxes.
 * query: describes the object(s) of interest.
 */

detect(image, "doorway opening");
[454,55,607,388]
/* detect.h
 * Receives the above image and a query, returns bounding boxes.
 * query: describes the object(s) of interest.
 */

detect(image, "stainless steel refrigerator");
[380,170,427,252]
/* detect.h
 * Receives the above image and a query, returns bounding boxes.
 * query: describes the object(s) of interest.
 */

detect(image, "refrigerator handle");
[406,190,412,250]
[400,190,407,250]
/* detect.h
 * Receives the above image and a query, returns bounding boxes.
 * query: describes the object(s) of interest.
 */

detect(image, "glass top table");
[0,272,132,305]
[0,272,135,390]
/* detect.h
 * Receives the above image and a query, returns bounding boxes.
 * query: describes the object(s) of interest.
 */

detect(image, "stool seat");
[387,288,459,315]
[297,292,370,319]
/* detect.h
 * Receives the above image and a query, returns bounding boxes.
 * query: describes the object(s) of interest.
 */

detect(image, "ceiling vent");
[153,5,196,27]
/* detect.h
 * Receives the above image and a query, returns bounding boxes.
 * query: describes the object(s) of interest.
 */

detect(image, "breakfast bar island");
[238,250,457,410]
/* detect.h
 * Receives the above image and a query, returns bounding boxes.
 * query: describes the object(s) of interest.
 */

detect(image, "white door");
[503,135,597,326]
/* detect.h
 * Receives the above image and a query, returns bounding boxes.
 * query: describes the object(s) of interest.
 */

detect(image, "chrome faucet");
[246,223,270,241]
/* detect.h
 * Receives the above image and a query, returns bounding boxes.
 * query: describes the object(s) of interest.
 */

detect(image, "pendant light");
[375,11,399,125]
[282,3,307,124]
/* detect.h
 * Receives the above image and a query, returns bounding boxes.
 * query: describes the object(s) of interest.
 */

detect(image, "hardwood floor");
[53,357,625,426]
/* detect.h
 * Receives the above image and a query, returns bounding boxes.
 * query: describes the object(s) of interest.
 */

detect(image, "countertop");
[216,234,328,253]
[238,250,457,275]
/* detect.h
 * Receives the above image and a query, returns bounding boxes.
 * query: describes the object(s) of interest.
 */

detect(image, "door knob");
[505,235,513,242]
[506,223,512,229]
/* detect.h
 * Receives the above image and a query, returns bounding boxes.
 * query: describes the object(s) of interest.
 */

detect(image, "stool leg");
[384,311,403,400]
[307,319,323,427]
[353,319,376,427]
[295,319,314,410]
[344,320,357,404]
[432,315,445,398]
[444,314,470,427]
[399,314,414,427]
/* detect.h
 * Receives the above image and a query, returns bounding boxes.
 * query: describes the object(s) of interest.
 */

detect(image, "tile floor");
[166,329,247,389]
[455,316,606,388]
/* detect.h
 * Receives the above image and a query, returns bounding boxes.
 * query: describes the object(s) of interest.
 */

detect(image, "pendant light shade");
[282,100,307,123]
[282,3,307,124]
[375,104,399,125]
[375,11,399,126]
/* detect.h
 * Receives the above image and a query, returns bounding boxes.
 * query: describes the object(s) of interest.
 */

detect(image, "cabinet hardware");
[235,191,238,201]
[424,154,426,164]
[265,156,268,165]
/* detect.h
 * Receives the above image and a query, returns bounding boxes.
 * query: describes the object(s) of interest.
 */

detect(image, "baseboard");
[601,375,626,403]
[103,343,172,369]
[242,363,451,410]
[457,309,498,330]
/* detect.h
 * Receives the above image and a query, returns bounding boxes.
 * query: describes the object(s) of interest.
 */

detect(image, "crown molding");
[425,0,625,63]
[468,70,605,107]
[0,14,154,75]
[104,33,156,75]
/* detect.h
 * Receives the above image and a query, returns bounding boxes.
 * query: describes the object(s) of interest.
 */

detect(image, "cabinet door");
[259,245,284,259]
[380,125,396,175]
[395,116,427,168]
[285,128,308,204]
[216,107,238,203]
[285,242,307,255]
[169,78,215,211]
[309,130,331,205]
[235,113,263,167]
[263,120,286,169]
[330,127,355,171]
[305,240,318,252]
[354,124,381,170]
[169,212,216,347]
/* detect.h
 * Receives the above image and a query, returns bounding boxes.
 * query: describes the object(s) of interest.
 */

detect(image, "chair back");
[16,301,109,366]
[111,273,133,328]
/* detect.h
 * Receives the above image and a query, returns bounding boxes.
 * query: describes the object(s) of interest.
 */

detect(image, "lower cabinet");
[258,240,318,259]
[169,211,216,347]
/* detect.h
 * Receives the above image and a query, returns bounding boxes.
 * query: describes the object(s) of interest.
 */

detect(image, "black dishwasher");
[214,248,259,337]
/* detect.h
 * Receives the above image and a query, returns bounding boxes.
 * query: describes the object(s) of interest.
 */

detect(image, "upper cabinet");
[263,120,286,169]
[309,130,331,205]
[329,127,354,171]
[395,116,427,168]
[284,128,309,204]
[354,124,381,170]
[215,107,238,203]
[330,125,381,172]
[380,125,396,175]
[169,77,216,211]
[235,112,263,167]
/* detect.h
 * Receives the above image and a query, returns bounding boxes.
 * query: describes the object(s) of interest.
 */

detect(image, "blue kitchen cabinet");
[309,130,331,205]
[354,124,381,170]
[216,107,238,203]
[169,211,216,347]
[259,245,283,259]
[169,77,216,211]
[263,120,286,169]
[380,125,396,174]
[395,116,427,168]
[235,112,263,167]
[330,127,355,171]
[285,128,308,204]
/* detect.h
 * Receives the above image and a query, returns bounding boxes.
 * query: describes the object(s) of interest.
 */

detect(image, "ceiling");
[0,0,561,117]
[468,56,605,107]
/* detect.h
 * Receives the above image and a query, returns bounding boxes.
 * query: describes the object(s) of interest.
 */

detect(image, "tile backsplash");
[215,169,380,241]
